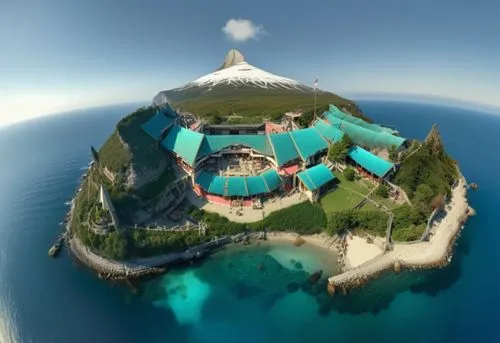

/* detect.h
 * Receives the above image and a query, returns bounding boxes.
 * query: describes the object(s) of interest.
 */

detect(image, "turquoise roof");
[227,176,248,196]
[313,119,345,143]
[141,112,174,141]
[324,112,406,150]
[297,163,336,191]
[261,169,282,191]
[246,176,270,195]
[289,128,328,161]
[268,133,300,167]
[161,125,204,167]
[198,135,273,158]
[348,146,394,178]
[328,105,395,134]
[195,169,282,197]
[209,174,226,195]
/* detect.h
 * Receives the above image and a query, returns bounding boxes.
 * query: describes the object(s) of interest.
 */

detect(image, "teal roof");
[268,132,300,167]
[227,176,248,196]
[313,119,345,143]
[161,125,204,167]
[195,169,282,197]
[246,176,270,195]
[141,112,174,141]
[324,112,406,150]
[297,164,336,191]
[289,128,328,161]
[348,146,394,178]
[260,169,282,191]
[328,105,395,135]
[198,135,273,158]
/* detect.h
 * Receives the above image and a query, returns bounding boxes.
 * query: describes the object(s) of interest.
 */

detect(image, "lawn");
[335,172,375,196]
[320,186,364,213]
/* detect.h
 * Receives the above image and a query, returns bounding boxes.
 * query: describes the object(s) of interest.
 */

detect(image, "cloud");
[222,19,266,42]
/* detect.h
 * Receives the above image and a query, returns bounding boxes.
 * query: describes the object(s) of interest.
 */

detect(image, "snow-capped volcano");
[151,49,362,121]
[173,49,309,91]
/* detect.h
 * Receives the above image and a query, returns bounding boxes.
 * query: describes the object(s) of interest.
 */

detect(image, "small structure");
[297,163,337,202]
[95,185,120,232]
[347,146,395,182]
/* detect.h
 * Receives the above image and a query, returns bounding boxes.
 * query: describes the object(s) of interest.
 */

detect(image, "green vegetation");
[343,167,355,181]
[191,201,327,235]
[328,135,352,163]
[254,201,327,234]
[375,184,389,198]
[321,187,364,213]
[166,87,370,123]
[99,106,167,174]
[326,210,388,237]
[136,169,175,202]
[390,204,428,242]
[128,230,209,258]
[396,127,457,203]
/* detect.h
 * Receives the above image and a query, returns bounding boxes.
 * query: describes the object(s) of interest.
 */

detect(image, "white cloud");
[222,19,266,42]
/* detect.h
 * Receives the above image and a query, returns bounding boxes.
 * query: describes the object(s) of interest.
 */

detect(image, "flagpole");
[313,78,318,120]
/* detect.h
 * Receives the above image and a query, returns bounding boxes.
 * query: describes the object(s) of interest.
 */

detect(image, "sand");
[344,236,384,269]
[329,176,470,286]
[265,231,337,254]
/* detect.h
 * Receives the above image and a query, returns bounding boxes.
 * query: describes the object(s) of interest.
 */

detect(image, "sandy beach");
[328,176,470,288]
[265,231,337,253]
[344,235,385,269]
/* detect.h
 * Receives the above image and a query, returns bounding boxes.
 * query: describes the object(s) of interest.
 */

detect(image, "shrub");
[344,168,356,181]
[375,184,389,198]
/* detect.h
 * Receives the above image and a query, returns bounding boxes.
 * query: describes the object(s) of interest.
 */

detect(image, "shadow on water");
[139,231,470,322]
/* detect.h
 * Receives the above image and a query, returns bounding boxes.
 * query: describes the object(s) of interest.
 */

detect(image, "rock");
[309,270,323,285]
[327,282,336,296]
[287,282,300,293]
[394,261,401,274]
[342,287,348,296]
[294,237,306,246]
[294,262,303,270]
[257,263,264,271]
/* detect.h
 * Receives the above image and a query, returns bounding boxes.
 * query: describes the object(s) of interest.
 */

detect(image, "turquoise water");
[0,101,498,342]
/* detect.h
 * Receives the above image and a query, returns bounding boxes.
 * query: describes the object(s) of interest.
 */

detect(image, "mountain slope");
[153,50,367,122]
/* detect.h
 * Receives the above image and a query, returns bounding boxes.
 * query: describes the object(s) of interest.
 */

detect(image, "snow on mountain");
[174,49,308,91]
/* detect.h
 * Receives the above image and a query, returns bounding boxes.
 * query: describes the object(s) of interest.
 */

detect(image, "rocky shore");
[327,176,473,295]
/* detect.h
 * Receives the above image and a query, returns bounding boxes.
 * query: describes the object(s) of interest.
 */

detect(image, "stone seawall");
[328,176,472,295]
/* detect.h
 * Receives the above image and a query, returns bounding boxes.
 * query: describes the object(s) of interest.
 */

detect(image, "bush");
[375,184,389,198]
[344,168,356,181]
[392,224,425,242]
[327,209,388,237]
[255,201,327,234]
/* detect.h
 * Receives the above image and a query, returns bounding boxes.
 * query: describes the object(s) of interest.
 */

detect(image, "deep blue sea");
[0,100,498,343]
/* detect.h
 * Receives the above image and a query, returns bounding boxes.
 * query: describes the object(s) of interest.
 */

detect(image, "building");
[140,104,404,206]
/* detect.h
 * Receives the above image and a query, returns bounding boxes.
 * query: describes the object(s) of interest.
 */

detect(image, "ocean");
[0,100,498,343]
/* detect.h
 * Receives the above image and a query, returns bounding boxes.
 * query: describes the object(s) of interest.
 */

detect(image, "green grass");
[335,173,375,196]
[320,187,364,213]
[162,86,369,122]
[136,169,175,201]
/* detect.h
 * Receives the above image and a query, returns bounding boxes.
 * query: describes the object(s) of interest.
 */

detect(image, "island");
[62,50,475,294]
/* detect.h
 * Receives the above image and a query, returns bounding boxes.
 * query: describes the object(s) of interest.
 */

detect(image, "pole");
[314,88,317,120]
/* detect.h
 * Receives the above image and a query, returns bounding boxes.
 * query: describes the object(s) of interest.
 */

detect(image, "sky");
[1,0,500,126]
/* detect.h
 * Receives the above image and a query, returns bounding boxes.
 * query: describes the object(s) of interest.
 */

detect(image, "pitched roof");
[195,169,282,197]
[161,125,204,167]
[268,132,300,167]
[289,128,329,161]
[141,112,175,141]
[324,112,406,149]
[197,134,273,158]
[297,163,336,191]
[328,104,395,135]
[348,146,395,178]
[313,118,345,143]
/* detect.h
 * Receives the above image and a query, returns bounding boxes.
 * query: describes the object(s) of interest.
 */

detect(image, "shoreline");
[327,175,472,294]
[64,174,472,290]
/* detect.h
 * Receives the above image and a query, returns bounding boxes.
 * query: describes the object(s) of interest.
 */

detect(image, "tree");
[344,167,356,181]
[327,210,356,236]
[328,135,352,163]
[375,184,389,198]
[389,145,398,162]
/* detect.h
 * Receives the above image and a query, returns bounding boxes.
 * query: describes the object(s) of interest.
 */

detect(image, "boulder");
[293,237,306,246]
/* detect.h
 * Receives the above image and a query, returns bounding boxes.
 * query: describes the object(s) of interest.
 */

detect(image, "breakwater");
[328,176,473,295]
